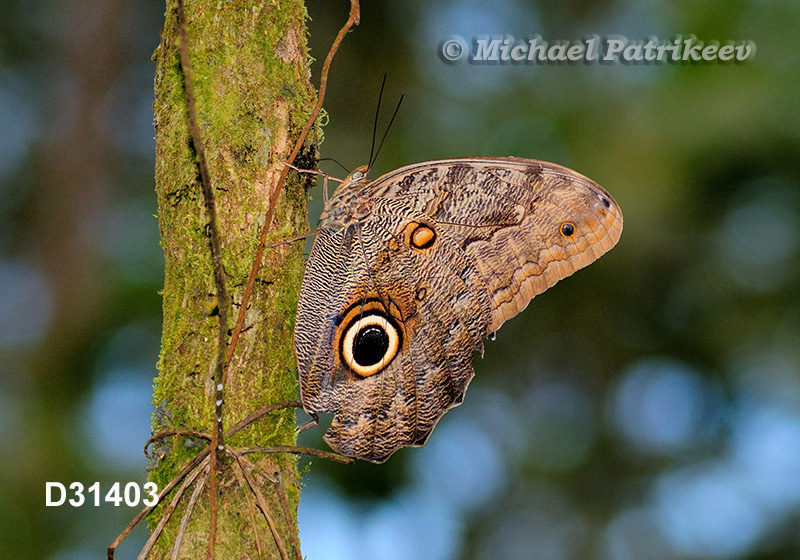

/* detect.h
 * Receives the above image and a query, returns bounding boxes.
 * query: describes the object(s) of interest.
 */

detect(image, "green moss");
[148,0,315,556]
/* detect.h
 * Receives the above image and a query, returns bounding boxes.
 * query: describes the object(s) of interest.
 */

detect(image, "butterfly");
[294,157,622,462]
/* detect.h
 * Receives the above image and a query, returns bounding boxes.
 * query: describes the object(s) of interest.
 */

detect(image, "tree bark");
[151,0,315,557]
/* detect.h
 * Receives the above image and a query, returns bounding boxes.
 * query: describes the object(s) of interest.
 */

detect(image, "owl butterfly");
[295,157,622,462]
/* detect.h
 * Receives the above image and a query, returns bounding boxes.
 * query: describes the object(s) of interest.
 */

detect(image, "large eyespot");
[341,313,400,377]
[560,222,576,237]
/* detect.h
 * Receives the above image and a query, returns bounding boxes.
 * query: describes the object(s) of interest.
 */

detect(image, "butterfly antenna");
[319,157,350,175]
[367,74,388,172]
[368,93,404,173]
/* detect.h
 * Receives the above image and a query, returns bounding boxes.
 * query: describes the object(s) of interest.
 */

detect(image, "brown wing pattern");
[365,158,623,331]
[295,157,622,462]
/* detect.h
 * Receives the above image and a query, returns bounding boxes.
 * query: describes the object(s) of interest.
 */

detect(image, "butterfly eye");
[351,170,365,181]
[410,223,437,249]
[341,313,400,377]
[560,222,576,237]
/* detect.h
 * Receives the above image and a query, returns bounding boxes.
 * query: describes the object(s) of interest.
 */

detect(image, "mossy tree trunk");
[150,0,315,557]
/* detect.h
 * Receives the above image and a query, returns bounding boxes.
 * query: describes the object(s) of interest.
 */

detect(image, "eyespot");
[600,195,611,209]
[560,222,576,237]
[410,223,436,249]
[341,313,400,377]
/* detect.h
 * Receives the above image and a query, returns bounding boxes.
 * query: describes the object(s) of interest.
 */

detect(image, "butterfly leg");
[280,160,343,199]
[298,411,320,433]
[264,229,319,249]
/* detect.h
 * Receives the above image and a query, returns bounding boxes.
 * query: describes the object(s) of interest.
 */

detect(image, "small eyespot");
[341,313,399,377]
[560,222,576,237]
[410,223,436,249]
[600,196,611,209]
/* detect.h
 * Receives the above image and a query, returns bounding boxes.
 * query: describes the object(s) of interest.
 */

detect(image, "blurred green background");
[1,0,799,558]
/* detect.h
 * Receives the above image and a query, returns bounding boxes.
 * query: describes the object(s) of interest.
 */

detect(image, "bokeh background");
[1,0,799,558]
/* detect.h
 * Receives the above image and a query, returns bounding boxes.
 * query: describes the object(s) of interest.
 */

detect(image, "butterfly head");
[318,165,374,228]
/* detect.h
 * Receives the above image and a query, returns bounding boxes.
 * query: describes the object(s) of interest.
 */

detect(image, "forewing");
[364,157,623,331]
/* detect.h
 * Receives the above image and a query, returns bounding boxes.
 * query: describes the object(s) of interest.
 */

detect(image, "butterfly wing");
[295,157,622,462]
[363,158,623,332]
